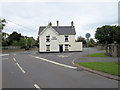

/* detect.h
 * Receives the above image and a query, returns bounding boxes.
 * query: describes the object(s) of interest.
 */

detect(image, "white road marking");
[57,55,69,57]
[30,55,77,69]
[16,63,26,73]
[0,54,9,56]
[34,84,40,89]
[72,58,76,65]
[13,57,16,62]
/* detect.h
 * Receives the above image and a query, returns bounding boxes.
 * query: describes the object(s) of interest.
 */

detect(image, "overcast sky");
[0,0,118,40]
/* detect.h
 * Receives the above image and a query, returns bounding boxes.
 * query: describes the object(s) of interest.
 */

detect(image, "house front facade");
[38,21,82,53]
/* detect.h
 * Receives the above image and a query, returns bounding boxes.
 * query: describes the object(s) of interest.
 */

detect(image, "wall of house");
[39,27,82,52]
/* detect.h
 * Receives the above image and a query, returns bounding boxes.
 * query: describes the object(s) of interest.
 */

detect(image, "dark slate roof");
[38,26,76,35]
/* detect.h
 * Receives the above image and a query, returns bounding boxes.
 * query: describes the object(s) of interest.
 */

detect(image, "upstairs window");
[46,36,50,42]
[65,35,69,42]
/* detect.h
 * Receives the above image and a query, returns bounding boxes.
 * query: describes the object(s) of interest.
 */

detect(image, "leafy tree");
[2,32,9,40]
[114,26,120,44]
[8,31,22,45]
[89,38,95,47]
[0,18,7,47]
[27,38,33,48]
[76,36,86,44]
[2,39,9,46]
[0,18,7,32]
[19,37,27,48]
[2,32,9,46]
[95,25,117,44]
[11,41,19,46]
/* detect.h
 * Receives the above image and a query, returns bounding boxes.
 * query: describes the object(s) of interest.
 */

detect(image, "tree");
[11,41,19,46]
[89,38,95,47]
[2,39,9,46]
[0,18,7,32]
[27,38,33,48]
[76,36,86,44]
[7,31,22,45]
[95,25,117,44]
[114,26,120,44]
[19,37,27,48]
[0,18,7,47]
[2,32,9,40]
[2,32,9,46]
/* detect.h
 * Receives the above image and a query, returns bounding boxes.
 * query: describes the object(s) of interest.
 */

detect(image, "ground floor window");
[46,45,50,51]
[65,44,69,51]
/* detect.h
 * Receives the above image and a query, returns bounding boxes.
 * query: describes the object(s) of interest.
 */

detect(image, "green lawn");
[85,53,109,57]
[78,62,120,76]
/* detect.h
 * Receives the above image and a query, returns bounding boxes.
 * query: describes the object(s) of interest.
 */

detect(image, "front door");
[59,45,63,52]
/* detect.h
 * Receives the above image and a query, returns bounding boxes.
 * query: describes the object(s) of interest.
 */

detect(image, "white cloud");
[0,2,118,40]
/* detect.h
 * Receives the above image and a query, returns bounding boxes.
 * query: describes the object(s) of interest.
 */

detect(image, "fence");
[2,46,21,50]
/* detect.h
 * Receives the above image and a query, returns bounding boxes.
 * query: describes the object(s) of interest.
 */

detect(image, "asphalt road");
[2,49,118,89]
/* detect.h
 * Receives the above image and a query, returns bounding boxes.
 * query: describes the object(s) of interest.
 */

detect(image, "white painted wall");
[39,26,82,52]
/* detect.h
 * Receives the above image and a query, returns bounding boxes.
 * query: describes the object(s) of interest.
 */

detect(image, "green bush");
[12,41,20,46]
[2,47,8,50]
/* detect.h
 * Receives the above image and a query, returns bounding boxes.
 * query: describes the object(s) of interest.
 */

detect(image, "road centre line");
[34,84,41,89]
[16,62,26,73]
[13,57,16,62]
[30,55,77,69]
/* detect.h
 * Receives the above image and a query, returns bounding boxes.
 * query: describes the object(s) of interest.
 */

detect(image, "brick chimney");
[71,21,74,28]
[57,20,59,28]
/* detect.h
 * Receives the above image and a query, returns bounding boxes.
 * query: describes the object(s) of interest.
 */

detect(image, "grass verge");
[78,62,120,76]
[84,53,109,57]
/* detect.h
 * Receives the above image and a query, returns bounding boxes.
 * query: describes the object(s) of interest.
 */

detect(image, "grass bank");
[78,62,119,76]
[85,52,109,57]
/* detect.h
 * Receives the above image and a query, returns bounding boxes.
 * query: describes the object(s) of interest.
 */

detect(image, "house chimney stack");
[57,20,59,28]
[71,21,74,28]
[49,22,52,26]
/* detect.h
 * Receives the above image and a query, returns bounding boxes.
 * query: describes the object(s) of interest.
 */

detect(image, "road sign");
[85,33,91,39]
[86,39,89,43]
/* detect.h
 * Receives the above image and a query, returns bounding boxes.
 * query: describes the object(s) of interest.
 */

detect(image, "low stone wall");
[2,46,21,50]
[108,42,119,57]
[96,45,105,50]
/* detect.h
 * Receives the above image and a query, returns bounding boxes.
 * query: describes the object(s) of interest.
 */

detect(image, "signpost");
[85,33,91,48]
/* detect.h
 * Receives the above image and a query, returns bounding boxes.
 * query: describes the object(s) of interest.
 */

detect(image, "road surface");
[1,49,118,89]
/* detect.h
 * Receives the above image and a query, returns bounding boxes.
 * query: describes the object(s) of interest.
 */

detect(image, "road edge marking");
[30,55,77,69]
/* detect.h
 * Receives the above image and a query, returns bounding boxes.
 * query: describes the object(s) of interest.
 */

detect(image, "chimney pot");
[71,21,74,28]
[57,20,59,28]
[49,22,52,26]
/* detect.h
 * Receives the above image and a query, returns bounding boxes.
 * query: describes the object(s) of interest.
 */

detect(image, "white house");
[38,21,82,53]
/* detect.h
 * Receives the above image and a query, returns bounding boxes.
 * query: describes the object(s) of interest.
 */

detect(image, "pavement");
[1,48,119,88]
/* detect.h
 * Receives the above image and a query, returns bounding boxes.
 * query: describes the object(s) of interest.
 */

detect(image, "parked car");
[25,46,29,50]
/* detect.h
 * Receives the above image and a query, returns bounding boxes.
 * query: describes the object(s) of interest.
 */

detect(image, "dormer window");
[46,36,50,42]
[65,35,69,42]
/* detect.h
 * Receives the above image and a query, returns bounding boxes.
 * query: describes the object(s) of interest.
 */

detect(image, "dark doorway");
[59,45,63,52]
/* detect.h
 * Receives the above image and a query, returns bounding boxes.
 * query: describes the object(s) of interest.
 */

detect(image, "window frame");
[46,36,50,42]
[65,35,69,42]
[65,44,69,51]
[46,45,50,51]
